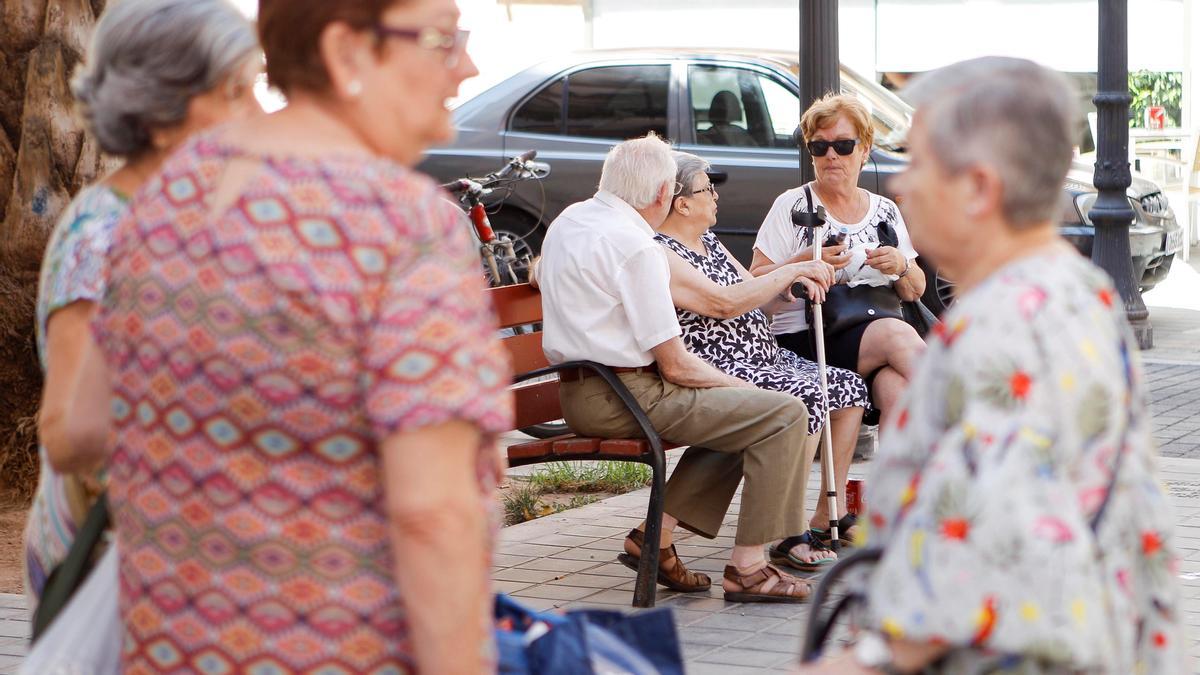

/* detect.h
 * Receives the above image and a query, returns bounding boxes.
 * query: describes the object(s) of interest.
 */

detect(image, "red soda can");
[846,479,864,515]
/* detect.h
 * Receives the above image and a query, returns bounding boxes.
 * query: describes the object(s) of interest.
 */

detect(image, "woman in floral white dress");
[801,58,1184,674]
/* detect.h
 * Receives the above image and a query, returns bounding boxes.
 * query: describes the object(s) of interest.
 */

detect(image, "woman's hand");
[865,246,908,276]
[788,260,836,289]
[790,277,826,304]
[792,242,851,269]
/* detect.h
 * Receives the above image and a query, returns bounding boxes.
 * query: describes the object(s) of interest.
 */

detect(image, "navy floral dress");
[655,231,870,434]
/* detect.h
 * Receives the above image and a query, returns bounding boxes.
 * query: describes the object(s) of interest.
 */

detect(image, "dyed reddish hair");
[257,0,399,95]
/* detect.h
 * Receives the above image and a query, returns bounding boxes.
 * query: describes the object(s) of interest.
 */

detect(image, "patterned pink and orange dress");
[94,132,512,673]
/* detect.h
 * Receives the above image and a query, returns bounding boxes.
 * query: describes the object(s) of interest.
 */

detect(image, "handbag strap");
[31,491,110,642]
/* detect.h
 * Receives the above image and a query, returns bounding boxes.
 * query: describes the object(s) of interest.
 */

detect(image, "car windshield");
[779,59,912,153]
[840,67,912,153]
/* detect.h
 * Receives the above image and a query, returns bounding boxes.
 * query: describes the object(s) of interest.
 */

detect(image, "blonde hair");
[800,94,874,149]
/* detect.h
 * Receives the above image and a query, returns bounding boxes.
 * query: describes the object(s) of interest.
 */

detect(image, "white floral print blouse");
[863,249,1185,674]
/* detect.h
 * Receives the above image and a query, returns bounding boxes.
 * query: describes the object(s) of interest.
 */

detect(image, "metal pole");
[799,0,841,184]
[1091,0,1153,348]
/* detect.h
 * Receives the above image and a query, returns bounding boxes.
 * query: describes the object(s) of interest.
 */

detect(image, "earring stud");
[346,80,363,98]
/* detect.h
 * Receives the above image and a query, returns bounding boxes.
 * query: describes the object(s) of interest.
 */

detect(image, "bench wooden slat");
[502,330,550,372]
[488,284,542,329]
[512,379,562,428]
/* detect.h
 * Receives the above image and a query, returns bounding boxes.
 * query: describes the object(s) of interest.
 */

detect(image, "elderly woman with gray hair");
[25,0,260,610]
[801,57,1184,675]
[654,151,870,571]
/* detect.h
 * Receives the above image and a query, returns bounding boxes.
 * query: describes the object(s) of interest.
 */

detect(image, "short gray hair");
[903,57,1078,227]
[598,132,677,209]
[72,0,258,157]
[672,151,711,201]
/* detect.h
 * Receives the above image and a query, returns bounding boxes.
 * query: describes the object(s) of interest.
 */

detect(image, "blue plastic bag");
[495,594,684,675]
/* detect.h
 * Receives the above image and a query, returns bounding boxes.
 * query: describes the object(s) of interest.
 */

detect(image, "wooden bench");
[489,283,675,608]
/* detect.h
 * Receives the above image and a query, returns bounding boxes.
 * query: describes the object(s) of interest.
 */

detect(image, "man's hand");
[865,246,907,276]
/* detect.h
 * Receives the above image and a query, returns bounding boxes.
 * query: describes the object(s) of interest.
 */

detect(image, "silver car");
[420,48,1181,310]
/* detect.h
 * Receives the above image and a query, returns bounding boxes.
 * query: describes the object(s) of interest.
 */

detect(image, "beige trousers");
[559,371,815,546]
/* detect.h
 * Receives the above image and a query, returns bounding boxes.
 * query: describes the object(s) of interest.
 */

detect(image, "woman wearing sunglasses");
[749,93,926,545]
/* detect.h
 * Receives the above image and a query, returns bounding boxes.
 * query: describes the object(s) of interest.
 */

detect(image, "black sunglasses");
[807,139,859,157]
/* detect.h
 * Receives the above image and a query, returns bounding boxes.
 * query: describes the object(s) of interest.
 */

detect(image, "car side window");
[690,65,799,148]
[757,74,800,146]
[511,78,565,135]
[565,66,670,140]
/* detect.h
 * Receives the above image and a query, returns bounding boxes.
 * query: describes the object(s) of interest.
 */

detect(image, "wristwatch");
[854,631,904,674]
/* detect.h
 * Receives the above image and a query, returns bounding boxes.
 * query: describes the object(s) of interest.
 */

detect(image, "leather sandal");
[616,529,712,592]
[768,530,837,572]
[810,513,859,548]
[722,563,811,603]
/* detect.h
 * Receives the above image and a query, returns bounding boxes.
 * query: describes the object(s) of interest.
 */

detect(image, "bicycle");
[440,150,548,287]
[442,152,569,440]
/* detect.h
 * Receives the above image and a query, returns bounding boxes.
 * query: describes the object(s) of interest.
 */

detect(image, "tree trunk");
[0,0,110,501]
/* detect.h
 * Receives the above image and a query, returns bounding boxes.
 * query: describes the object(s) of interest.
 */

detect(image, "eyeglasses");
[374,25,471,67]
[685,184,717,198]
[806,139,859,157]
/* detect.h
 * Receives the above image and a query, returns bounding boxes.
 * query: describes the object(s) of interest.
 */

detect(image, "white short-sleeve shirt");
[539,191,681,367]
[754,183,917,334]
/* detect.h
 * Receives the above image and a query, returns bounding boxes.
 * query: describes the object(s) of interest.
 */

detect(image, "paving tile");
[687,660,773,675]
[693,611,787,633]
[694,645,791,669]
[491,553,535,568]
[511,584,598,602]
[493,567,566,584]
[546,573,625,590]
[493,580,534,595]
[549,547,613,562]
[727,630,805,654]
[496,542,569,558]
[519,557,603,574]
[672,624,755,647]
[520,532,603,548]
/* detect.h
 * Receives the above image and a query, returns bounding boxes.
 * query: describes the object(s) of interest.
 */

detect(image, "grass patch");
[501,461,649,526]
[526,461,651,494]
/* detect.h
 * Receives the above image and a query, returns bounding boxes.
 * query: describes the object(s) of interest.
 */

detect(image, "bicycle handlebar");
[440,150,544,196]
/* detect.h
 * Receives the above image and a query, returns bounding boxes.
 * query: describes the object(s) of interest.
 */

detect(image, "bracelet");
[897,258,911,279]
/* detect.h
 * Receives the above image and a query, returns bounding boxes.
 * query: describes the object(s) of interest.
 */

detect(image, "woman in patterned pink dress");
[64,0,509,672]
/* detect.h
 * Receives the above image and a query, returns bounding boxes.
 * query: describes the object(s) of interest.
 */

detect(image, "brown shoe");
[616,528,711,592]
[722,563,811,603]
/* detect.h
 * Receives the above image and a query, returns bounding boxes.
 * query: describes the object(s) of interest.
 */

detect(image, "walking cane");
[791,205,840,551]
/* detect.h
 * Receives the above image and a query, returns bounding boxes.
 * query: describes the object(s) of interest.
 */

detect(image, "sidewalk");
[0,248,1199,673]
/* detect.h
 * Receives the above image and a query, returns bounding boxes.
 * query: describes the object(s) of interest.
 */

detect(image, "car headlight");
[1074,192,1150,226]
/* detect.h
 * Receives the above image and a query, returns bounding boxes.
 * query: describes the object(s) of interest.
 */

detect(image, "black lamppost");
[1090,0,1152,348]
[799,0,840,184]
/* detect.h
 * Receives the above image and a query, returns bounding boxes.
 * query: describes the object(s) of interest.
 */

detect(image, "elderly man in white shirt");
[537,133,825,603]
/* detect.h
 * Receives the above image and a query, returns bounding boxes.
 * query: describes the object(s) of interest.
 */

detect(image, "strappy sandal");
[768,530,837,573]
[810,514,859,548]
[616,529,711,592]
[722,563,811,603]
